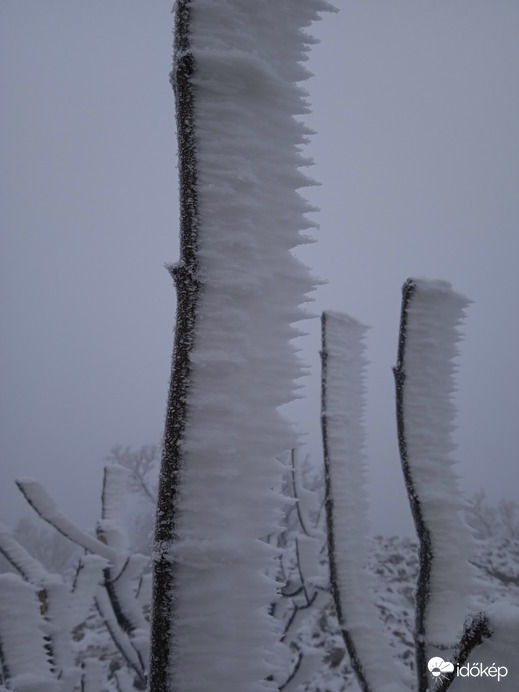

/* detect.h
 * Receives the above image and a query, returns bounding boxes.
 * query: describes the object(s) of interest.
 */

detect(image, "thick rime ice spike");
[321,312,408,692]
[150,1,331,691]
[393,278,474,690]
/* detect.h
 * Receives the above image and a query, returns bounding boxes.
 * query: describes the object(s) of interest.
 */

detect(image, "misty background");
[1,1,518,536]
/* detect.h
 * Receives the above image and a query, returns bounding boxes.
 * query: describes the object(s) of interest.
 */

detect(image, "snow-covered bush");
[0,466,150,692]
[268,450,329,691]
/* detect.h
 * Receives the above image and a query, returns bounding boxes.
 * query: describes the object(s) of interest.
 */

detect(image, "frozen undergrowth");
[60,533,519,692]
[288,534,519,692]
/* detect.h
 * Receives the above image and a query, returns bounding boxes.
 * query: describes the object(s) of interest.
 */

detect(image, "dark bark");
[149,1,200,690]
[320,312,372,692]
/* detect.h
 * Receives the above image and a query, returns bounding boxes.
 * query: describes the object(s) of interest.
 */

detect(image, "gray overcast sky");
[1,2,518,536]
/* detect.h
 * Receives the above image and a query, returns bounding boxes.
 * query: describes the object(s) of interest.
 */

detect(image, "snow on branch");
[393,278,476,690]
[321,311,406,692]
[15,479,117,563]
[0,523,54,585]
[12,470,149,688]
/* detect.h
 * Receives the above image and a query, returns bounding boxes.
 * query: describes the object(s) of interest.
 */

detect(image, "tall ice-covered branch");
[393,278,478,692]
[321,312,406,692]
[150,1,334,691]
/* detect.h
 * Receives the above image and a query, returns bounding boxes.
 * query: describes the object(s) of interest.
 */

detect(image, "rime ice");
[398,279,474,652]
[321,312,408,691]
[162,1,333,691]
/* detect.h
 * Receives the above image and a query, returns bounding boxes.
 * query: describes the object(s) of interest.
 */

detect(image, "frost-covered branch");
[0,523,53,584]
[15,478,118,563]
[150,0,330,690]
[393,278,476,692]
[321,311,405,692]
[7,467,150,690]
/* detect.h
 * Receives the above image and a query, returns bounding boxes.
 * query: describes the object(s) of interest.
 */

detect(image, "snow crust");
[322,312,408,690]
[165,1,332,690]
[401,278,473,649]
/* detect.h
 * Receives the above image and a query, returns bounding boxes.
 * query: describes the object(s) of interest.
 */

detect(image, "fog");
[1,1,518,536]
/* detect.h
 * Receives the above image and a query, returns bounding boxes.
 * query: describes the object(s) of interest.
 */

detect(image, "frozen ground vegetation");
[1,461,518,692]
